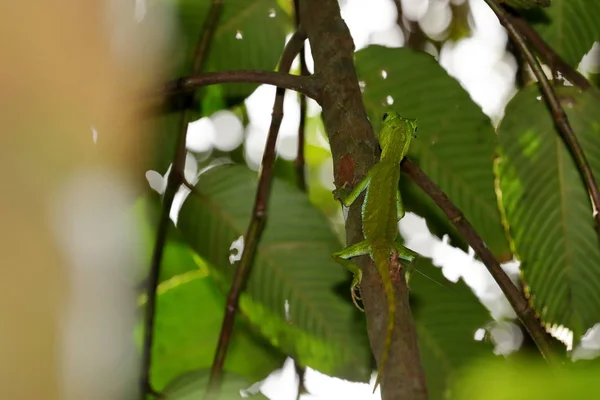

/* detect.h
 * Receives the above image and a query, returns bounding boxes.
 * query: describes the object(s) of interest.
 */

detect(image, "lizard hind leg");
[332,240,371,312]
[396,188,405,220]
[393,242,419,283]
[394,243,418,262]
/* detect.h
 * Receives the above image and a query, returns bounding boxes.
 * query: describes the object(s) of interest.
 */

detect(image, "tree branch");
[159,70,321,103]
[299,1,427,398]
[294,0,309,192]
[292,4,310,389]
[294,56,310,193]
[204,29,307,399]
[140,1,224,398]
[401,159,561,363]
[392,0,426,51]
[486,0,600,231]
[191,0,223,73]
[503,9,591,90]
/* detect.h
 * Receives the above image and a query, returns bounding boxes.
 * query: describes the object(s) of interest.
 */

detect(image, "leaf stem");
[204,29,308,400]
[140,1,223,397]
[485,0,600,231]
[401,159,561,363]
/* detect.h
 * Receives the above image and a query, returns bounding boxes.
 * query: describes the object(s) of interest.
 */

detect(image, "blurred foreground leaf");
[502,0,551,10]
[453,357,600,399]
[163,369,268,399]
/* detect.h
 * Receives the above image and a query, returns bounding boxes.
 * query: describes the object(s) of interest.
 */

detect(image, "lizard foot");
[332,182,351,204]
[350,285,365,312]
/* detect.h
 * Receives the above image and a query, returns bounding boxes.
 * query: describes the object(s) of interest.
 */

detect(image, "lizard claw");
[350,286,365,312]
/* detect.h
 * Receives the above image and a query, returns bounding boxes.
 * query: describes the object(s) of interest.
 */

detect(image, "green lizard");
[333,110,419,392]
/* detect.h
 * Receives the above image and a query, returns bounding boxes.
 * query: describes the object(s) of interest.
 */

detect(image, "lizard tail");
[372,250,395,393]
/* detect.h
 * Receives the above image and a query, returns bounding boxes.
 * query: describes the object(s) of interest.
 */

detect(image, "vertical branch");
[294,60,309,192]
[205,30,307,399]
[401,159,560,362]
[294,0,309,192]
[191,1,223,73]
[292,1,309,395]
[299,1,427,398]
[485,0,600,231]
[140,1,223,397]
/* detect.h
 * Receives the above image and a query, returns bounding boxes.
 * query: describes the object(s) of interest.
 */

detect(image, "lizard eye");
[382,112,388,121]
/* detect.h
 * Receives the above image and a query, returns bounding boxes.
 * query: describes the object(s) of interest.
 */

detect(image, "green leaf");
[410,258,495,399]
[163,369,269,399]
[147,271,284,390]
[169,0,291,98]
[453,357,600,399]
[502,0,551,10]
[497,85,600,339]
[591,72,600,88]
[133,195,198,283]
[141,110,201,177]
[355,46,511,260]
[273,157,297,186]
[523,0,600,66]
[177,165,371,381]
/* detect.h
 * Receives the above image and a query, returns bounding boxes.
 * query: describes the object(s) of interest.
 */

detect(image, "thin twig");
[486,0,600,230]
[294,362,308,400]
[401,159,561,363]
[191,0,223,72]
[140,1,223,397]
[294,0,309,192]
[391,0,408,40]
[204,29,308,400]
[294,55,309,192]
[159,70,321,103]
[291,3,309,389]
[139,107,186,400]
[392,0,426,51]
[503,9,591,90]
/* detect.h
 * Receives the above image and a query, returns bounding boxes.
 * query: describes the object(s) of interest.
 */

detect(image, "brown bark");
[299,1,428,398]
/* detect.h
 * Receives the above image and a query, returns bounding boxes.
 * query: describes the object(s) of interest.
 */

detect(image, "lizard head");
[378,110,418,159]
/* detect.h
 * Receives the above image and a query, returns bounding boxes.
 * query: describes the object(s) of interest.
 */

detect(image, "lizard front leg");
[333,171,373,206]
[332,240,371,312]
[396,188,405,220]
